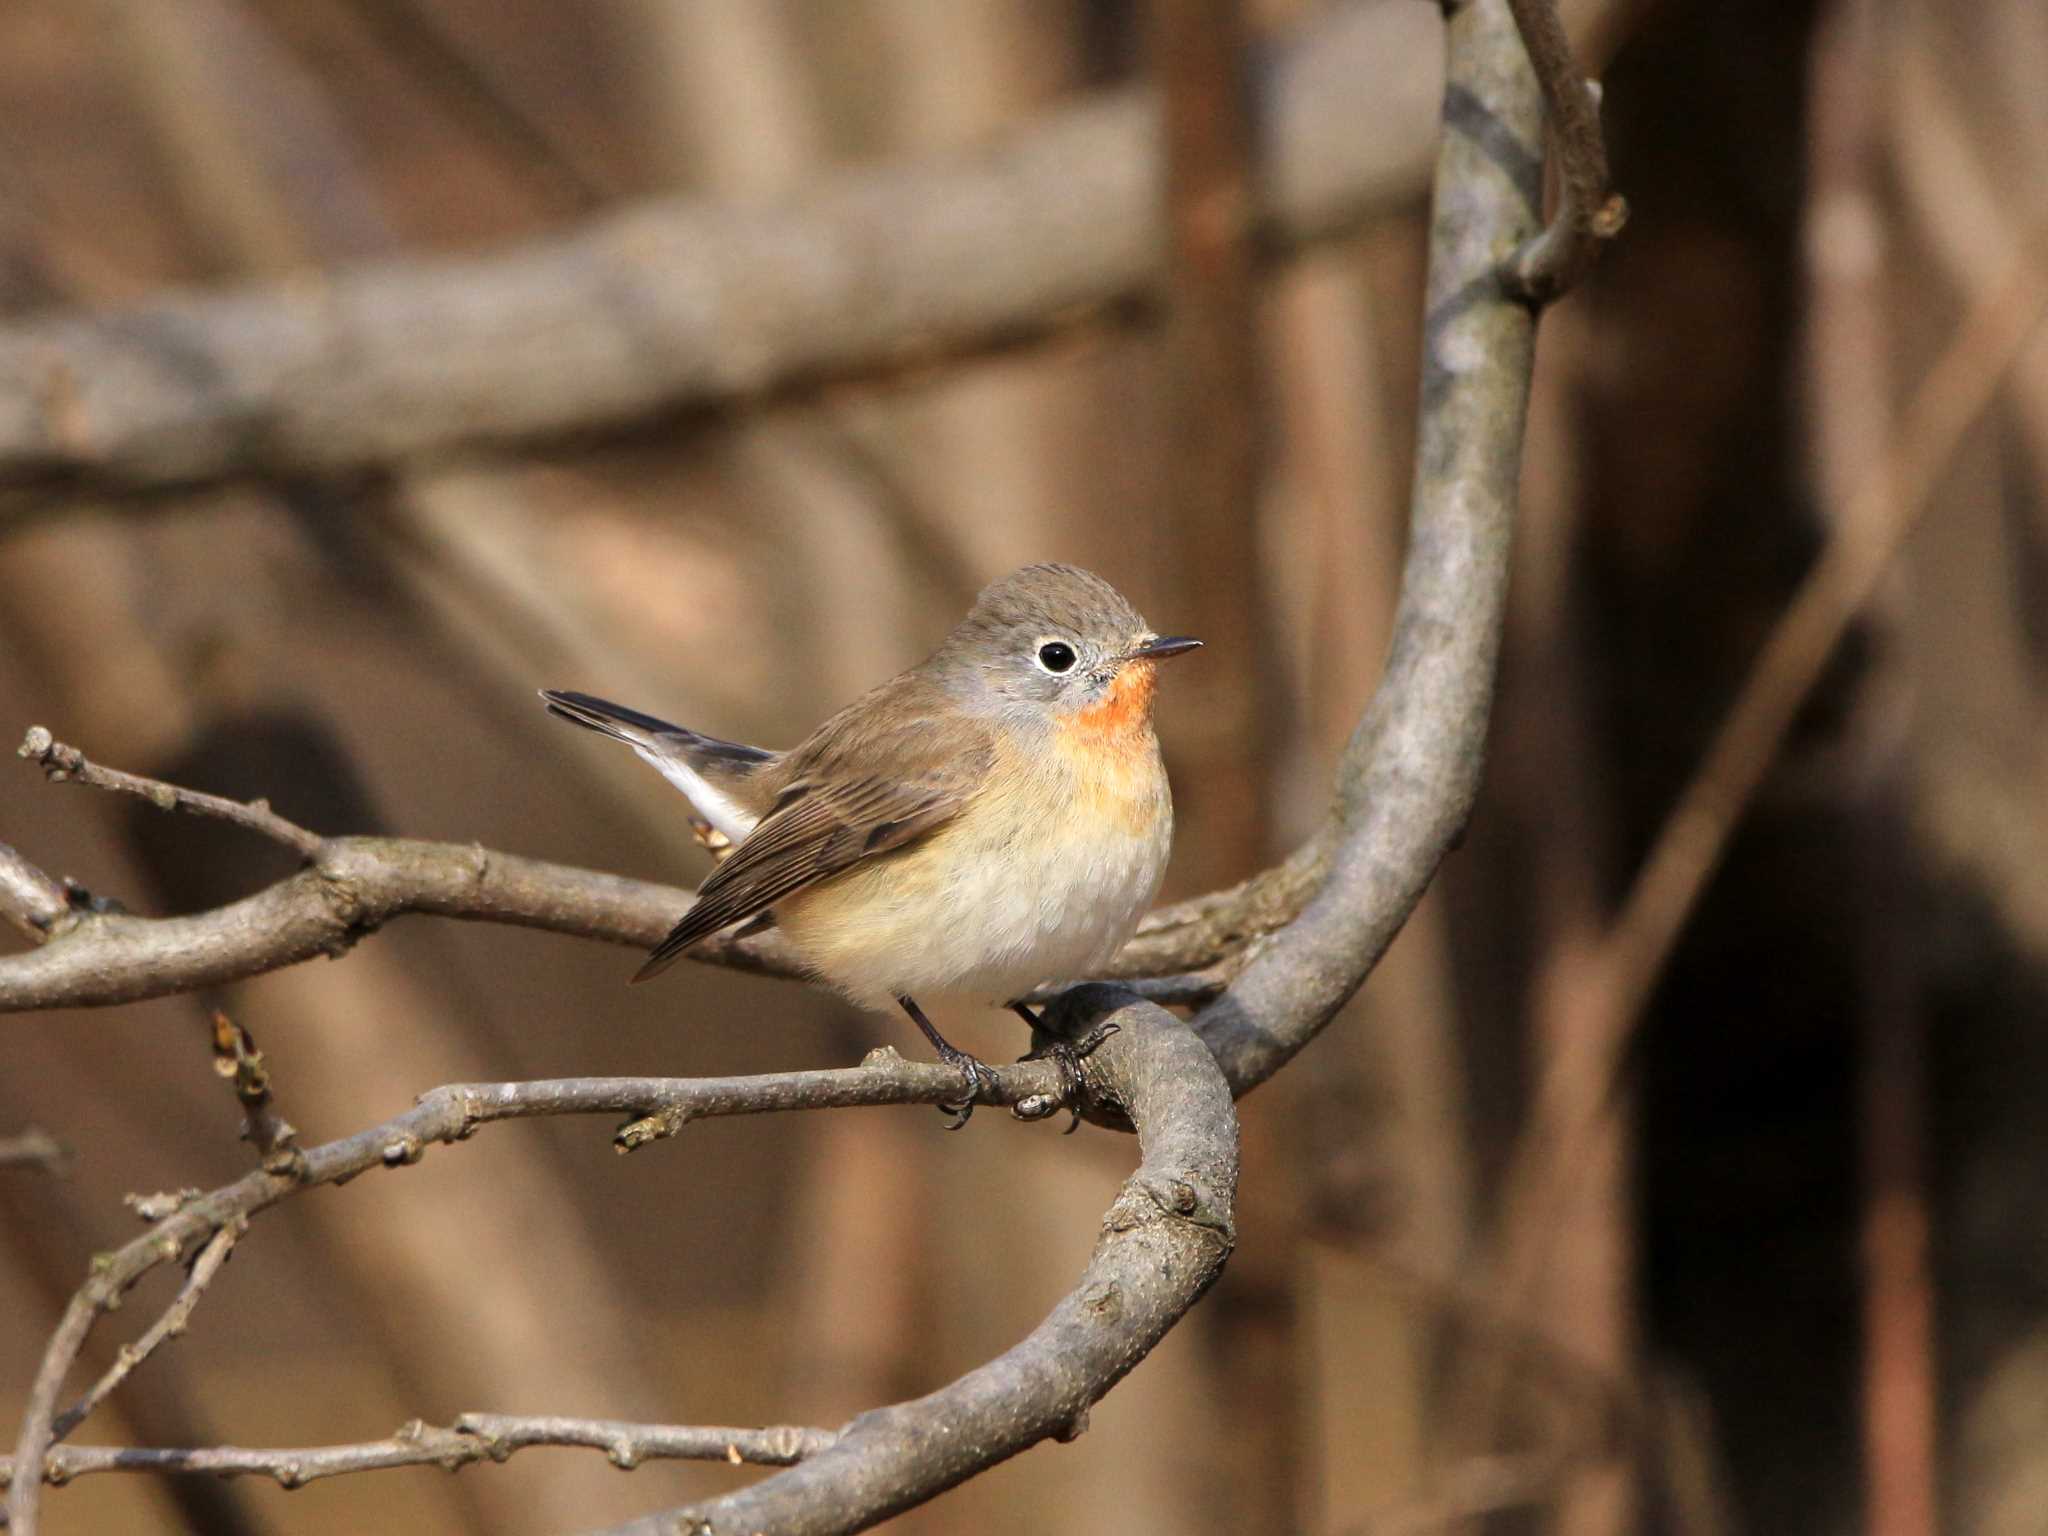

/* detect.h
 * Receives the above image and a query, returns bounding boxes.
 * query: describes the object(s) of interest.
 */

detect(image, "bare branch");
[19,725,323,858]
[596,988,1237,1536]
[6,992,1231,1535]
[5,4,1556,1527]
[0,842,68,942]
[0,1,1450,503]
[3,1414,834,1492]
[1502,0,1627,303]
[1186,0,1543,1093]
[0,734,1314,1014]
[49,1221,242,1445]
[0,1126,68,1175]
[208,1011,302,1173]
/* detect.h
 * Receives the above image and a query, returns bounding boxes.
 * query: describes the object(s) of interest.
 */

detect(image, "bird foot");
[933,1044,997,1130]
[1017,1021,1119,1133]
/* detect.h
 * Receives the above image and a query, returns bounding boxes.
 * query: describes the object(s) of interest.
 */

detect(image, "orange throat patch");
[1059,660,1158,747]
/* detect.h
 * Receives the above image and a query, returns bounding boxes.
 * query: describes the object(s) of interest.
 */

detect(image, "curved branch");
[598,988,1237,1536]
[1502,0,1627,303]
[5,992,1232,1536]
[0,841,67,942]
[0,1,1446,501]
[1189,0,1542,1092]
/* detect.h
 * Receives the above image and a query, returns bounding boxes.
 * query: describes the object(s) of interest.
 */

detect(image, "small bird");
[542,563,1200,1125]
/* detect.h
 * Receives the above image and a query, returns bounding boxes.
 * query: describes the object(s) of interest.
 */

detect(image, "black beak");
[1126,635,1204,661]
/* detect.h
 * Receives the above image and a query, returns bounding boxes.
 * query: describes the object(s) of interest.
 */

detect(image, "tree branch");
[3,1414,835,1492]
[5,991,1232,1535]
[0,1126,68,1175]
[0,841,68,943]
[0,730,1316,1013]
[596,988,1238,1536]
[5,2,1560,1527]
[47,1222,242,1446]
[0,1,1450,504]
[1501,0,1626,304]
[18,725,323,858]
[1185,0,1543,1093]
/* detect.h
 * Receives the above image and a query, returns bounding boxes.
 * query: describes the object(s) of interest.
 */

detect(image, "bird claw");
[1018,1021,1119,1132]
[934,1047,996,1130]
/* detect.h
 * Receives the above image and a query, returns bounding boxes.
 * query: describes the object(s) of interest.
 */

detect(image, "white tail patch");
[634,745,759,842]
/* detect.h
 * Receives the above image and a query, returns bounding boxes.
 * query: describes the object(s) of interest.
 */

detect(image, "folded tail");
[539,689,774,842]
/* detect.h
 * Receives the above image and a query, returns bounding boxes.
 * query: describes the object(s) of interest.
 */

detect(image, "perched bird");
[542,563,1200,1124]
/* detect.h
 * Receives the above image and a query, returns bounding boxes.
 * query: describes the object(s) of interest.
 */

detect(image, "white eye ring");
[1034,639,1078,674]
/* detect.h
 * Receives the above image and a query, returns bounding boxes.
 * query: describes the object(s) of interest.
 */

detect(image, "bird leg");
[1011,1002,1119,1134]
[897,995,994,1130]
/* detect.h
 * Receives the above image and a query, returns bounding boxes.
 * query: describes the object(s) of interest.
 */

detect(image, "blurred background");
[2,0,2045,1532]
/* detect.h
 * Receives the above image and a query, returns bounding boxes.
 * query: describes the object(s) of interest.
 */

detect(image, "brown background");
[4,1,2047,1533]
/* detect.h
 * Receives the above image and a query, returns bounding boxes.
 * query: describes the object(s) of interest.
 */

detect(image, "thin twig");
[7,997,1231,1535]
[48,1221,243,1446]
[1502,0,1627,303]
[207,1012,302,1173]
[2,1413,834,1491]
[8,1292,96,1536]
[0,843,68,943]
[18,726,323,859]
[1,1051,1068,1532]
[0,1127,68,1176]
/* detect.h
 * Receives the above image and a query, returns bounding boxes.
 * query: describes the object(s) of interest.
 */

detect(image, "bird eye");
[1036,641,1077,673]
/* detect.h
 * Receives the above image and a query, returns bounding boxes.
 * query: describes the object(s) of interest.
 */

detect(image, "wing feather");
[632,773,968,982]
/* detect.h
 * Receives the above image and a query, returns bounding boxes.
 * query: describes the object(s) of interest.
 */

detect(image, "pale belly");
[774,748,1172,1009]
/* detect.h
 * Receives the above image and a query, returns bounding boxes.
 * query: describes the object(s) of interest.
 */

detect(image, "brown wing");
[632,693,989,981]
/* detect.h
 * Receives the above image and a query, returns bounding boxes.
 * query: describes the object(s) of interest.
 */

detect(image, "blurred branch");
[0,0,1452,501]
[1502,0,1627,304]
[1357,1452,1570,1534]
[340,0,620,211]
[6,991,1235,1536]
[1446,229,2048,1462]
[5,1414,835,1491]
[0,1127,68,1176]
[0,841,68,942]
[1595,234,2048,1036]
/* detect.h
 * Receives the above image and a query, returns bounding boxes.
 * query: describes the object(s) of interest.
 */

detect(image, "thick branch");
[2,1415,834,1491]
[0,1,1446,500]
[1188,0,1541,1091]
[599,988,1238,1536]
